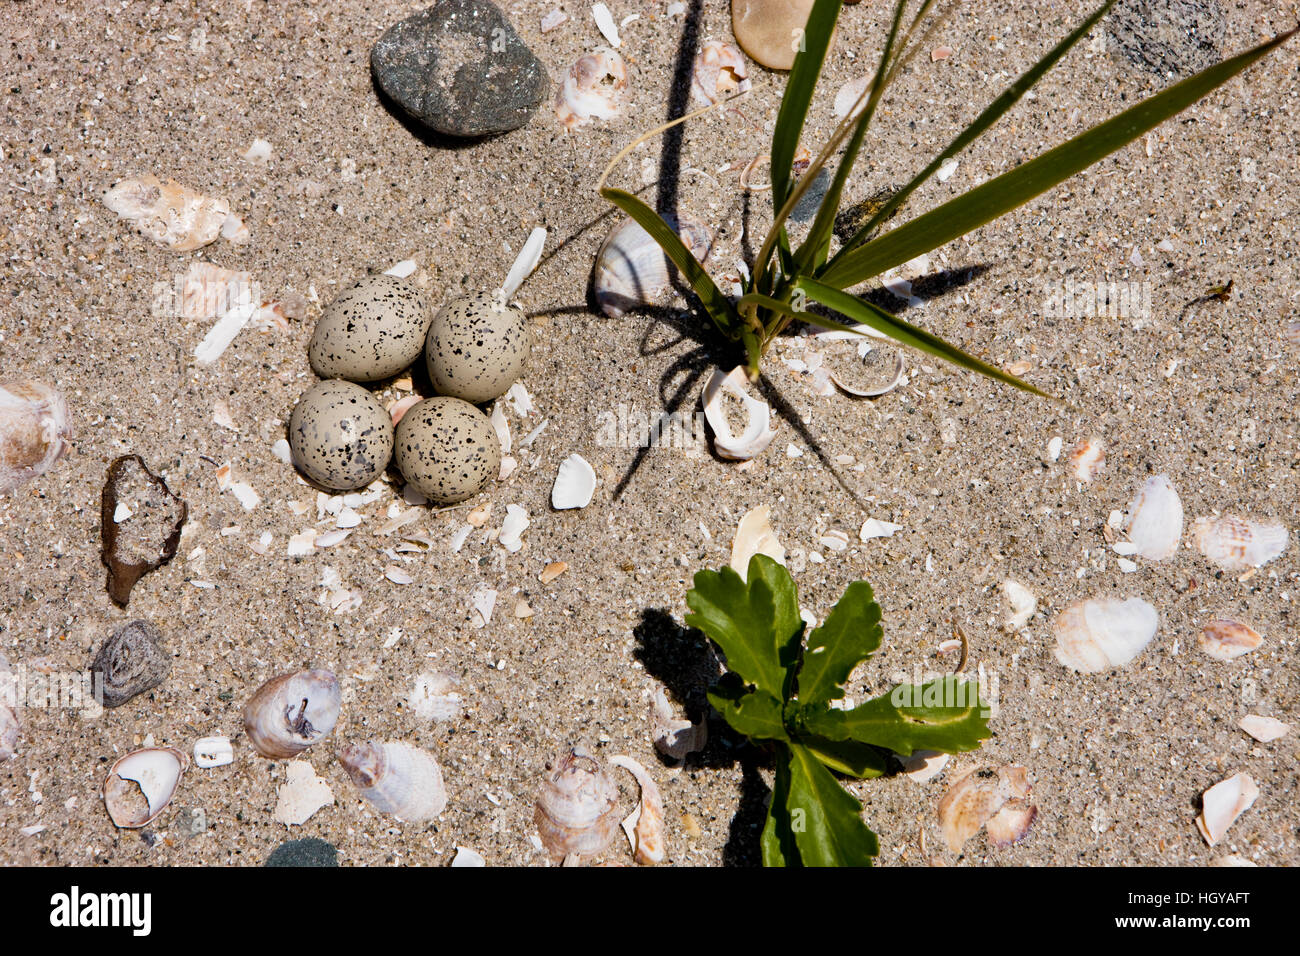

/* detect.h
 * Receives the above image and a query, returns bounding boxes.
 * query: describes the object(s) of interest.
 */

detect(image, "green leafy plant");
[685,554,989,866]
[599,0,1295,391]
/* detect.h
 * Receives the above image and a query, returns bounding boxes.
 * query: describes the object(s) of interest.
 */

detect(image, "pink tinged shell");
[1238,715,1289,743]
[103,175,231,251]
[242,669,341,758]
[1068,437,1105,482]
[937,765,1034,853]
[102,747,187,828]
[1198,619,1262,662]
[555,49,627,130]
[594,215,713,318]
[534,746,622,861]
[0,380,71,495]
[690,40,751,105]
[609,755,666,865]
[1196,772,1258,846]
[1191,515,1288,572]
[729,504,785,578]
[1124,475,1183,561]
[337,740,448,822]
[1052,597,1159,673]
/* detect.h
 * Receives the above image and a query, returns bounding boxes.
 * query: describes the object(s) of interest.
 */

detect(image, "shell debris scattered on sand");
[338,740,448,822]
[1124,475,1183,560]
[103,175,239,251]
[1191,515,1288,572]
[555,48,627,130]
[1052,596,1158,673]
[102,747,188,829]
[534,746,622,862]
[608,755,666,865]
[702,367,775,461]
[0,380,71,495]
[937,765,1037,853]
[1196,772,1258,846]
[730,504,785,579]
[594,215,712,318]
[552,454,596,510]
[1197,618,1262,662]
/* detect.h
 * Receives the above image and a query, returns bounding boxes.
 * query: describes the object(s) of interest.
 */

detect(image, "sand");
[0,0,1296,866]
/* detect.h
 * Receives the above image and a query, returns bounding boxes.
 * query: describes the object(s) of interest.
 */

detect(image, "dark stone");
[91,619,171,708]
[1107,0,1226,77]
[790,169,832,223]
[371,0,550,138]
[264,837,339,867]
[100,455,187,606]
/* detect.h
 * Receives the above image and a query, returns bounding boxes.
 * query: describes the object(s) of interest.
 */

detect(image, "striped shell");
[338,740,448,822]
[1192,515,1288,572]
[594,216,712,318]
[534,746,622,861]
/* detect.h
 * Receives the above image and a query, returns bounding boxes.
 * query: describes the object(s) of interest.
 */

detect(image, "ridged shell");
[937,765,1034,853]
[0,653,19,760]
[1192,515,1288,572]
[702,367,775,461]
[555,48,627,130]
[1124,475,1183,561]
[0,380,71,495]
[534,746,622,861]
[999,579,1037,632]
[551,454,596,510]
[608,754,666,865]
[91,619,171,708]
[594,216,712,318]
[1196,772,1258,846]
[1052,596,1158,673]
[337,740,447,822]
[242,669,341,758]
[102,747,187,828]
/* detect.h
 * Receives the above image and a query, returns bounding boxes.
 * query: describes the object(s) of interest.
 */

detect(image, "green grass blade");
[797,277,1055,398]
[770,0,844,209]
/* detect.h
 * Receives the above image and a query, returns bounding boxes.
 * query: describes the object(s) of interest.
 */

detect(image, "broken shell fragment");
[1068,437,1106,482]
[703,367,775,461]
[100,455,188,606]
[243,669,342,759]
[0,380,71,495]
[999,579,1037,632]
[1191,515,1288,572]
[91,619,171,708]
[1198,618,1262,662]
[1238,715,1289,743]
[551,454,596,510]
[1124,475,1183,561]
[534,746,622,862]
[594,215,712,318]
[273,759,336,826]
[1052,597,1158,673]
[555,48,627,130]
[937,765,1035,853]
[690,40,751,105]
[0,654,19,760]
[193,736,234,769]
[900,750,949,783]
[102,747,187,828]
[730,504,785,579]
[608,754,666,865]
[338,740,448,822]
[1196,772,1258,846]
[651,687,707,761]
[984,799,1038,848]
[103,175,231,251]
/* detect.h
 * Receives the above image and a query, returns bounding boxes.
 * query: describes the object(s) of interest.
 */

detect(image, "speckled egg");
[288,380,395,491]
[309,275,432,382]
[394,397,500,504]
[425,292,531,403]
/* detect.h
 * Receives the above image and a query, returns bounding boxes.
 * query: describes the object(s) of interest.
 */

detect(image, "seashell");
[608,754,666,865]
[690,40,751,105]
[999,579,1037,632]
[552,454,596,510]
[984,799,1038,847]
[540,561,568,584]
[900,750,949,783]
[555,48,627,130]
[1191,515,1288,572]
[534,746,622,861]
[1238,714,1289,742]
[828,349,905,398]
[242,669,341,759]
[594,215,712,318]
[180,261,253,320]
[498,504,530,552]
[0,380,71,495]
[702,367,775,461]
[1196,772,1258,846]
[102,747,187,828]
[193,735,233,769]
[1198,618,1262,662]
[100,455,188,606]
[1124,474,1183,561]
[91,619,171,709]
[451,846,486,867]
[273,759,336,826]
[651,686,707,761]
[1052,596,1159,673]
[860,518,902,540]
[500,227,547,300]
[338,739,448,822]
[1068,436,1106,482]
[730,504,785,580]
[103,175,231,251]
[937,765,1034,853]
[0,653,19,760]
[1210,854,1258,867]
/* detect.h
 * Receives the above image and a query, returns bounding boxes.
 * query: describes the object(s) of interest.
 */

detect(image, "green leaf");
[708,679,789,742]
[761,743,798,866]
[600,187,743,338]
[801,734,888,778]
[786,743,879,866]
[770,0,843,209]
[684,555,802,698]
[797,580,883,705]
[797,277,1055,398]
[804,675,991,755]
[820,26,1297,290]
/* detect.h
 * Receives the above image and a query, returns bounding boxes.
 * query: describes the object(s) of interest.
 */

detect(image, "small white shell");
[1124,475,1183,560]
[193,735,233,769]
[555,48,627,130]
[730,504,785,579]
[0,653,19,760]
[0,380,71,495]
[1196,772,1258,846]
[702,367,775,461]
[242,669,342,759]
[594,215,712,318]
[552,454,596,510]
[1238,714,1289,742]
[1052,597,1159,673]
[690,40,751,105]
[338,739,448,822]
[534,746,622,862]
[1198,618,1262,662]
[651,686,708,761]
[498,504,530,552]
[608,754,666,865]
[899,750,949,783]
[1192,515,1288,572]
[102,747,187,828]
[999,579,1037,632]
[103,175,232,251]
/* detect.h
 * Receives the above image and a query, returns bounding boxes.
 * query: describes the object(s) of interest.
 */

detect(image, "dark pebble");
[264,837,340,867]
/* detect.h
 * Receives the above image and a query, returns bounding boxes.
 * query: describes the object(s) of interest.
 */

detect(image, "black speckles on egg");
[425,291,531,403]
[394,396,500,505]
[309,274,432,382]
[288,380,395,491]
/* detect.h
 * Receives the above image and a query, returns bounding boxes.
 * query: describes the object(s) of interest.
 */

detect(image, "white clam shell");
[1192,515,1288,572]
[999,579,1037,632]
[729,504,785,579]
[555,48,627,130]
[594,215,712,318]
[1052,597,1159,673]
[534,746,622,861]
[1124,475,1183,561]
[1196,772,1258,846]
[338,739,448,822]
[1198,618,1262,662]
[0,653,19,760]
[551,454,596,510]
[242,669,341,759]
[498,504,530,552]
[0,380,71,495]
[102,747,187,828]
[702,367,775,461]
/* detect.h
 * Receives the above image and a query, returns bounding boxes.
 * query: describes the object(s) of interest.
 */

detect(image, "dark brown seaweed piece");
[100,455,187,605]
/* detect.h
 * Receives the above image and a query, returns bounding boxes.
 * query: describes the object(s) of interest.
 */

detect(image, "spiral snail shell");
[534,746,622,862]
[337,739,447,822]
[242,669,341,759]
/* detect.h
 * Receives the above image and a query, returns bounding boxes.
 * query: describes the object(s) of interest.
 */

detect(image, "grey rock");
[371,0,549,138]
[92,619,171,708]
[264,837,339,867]
[1107,0,1226,77]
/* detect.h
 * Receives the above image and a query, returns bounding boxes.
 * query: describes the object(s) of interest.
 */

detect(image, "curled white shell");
[103,175,231,251]
[999,579,1037,632]
[552,454,596,510]
[594,215,712,318]
[937,765,1036,853]
[555,48,627,130]
[337,740,447,822]
[1238,714,1289,743]
[1192,515,1288,572]
[1196,772,1258,846]
[0,380,71,495]
[498,504,530,552]
[102,747,187,828]
[1198,618,1262,662]
[0,653,19,760]
[690,40,751,105]
[730,504,785,579]
[608,754,666,865]
[242,669,341,758]
[1124,475,1183,561]
[703,367,775,461]
[651,686,707,761]
[1052,597,1158,673]
[828,350,905,397]
[534,746,622,862]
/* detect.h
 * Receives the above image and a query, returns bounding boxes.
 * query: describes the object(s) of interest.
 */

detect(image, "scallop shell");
[0,380,71,495]
[102,747,187,828]
[337,740,447,822]
[0,653,19,760]
[702,367,776,461]
[1198,618,1262,662]
[690,40,751,105]
[1191,515,1288,572]
[534,746,622,862]
[608,754,666,865]
[242,669,341,759]
[999,579,1037,632]
[729,504,785,579]
[1052,596,1158,673]
[555,48,627,130]
[1238,714,1289,743]
[937,765,1034,853]
[103,175,231,251]
[1124,474,1183,561]
[1196,772,1258,846]
[552,454,596,510]
[594,215,712,318]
